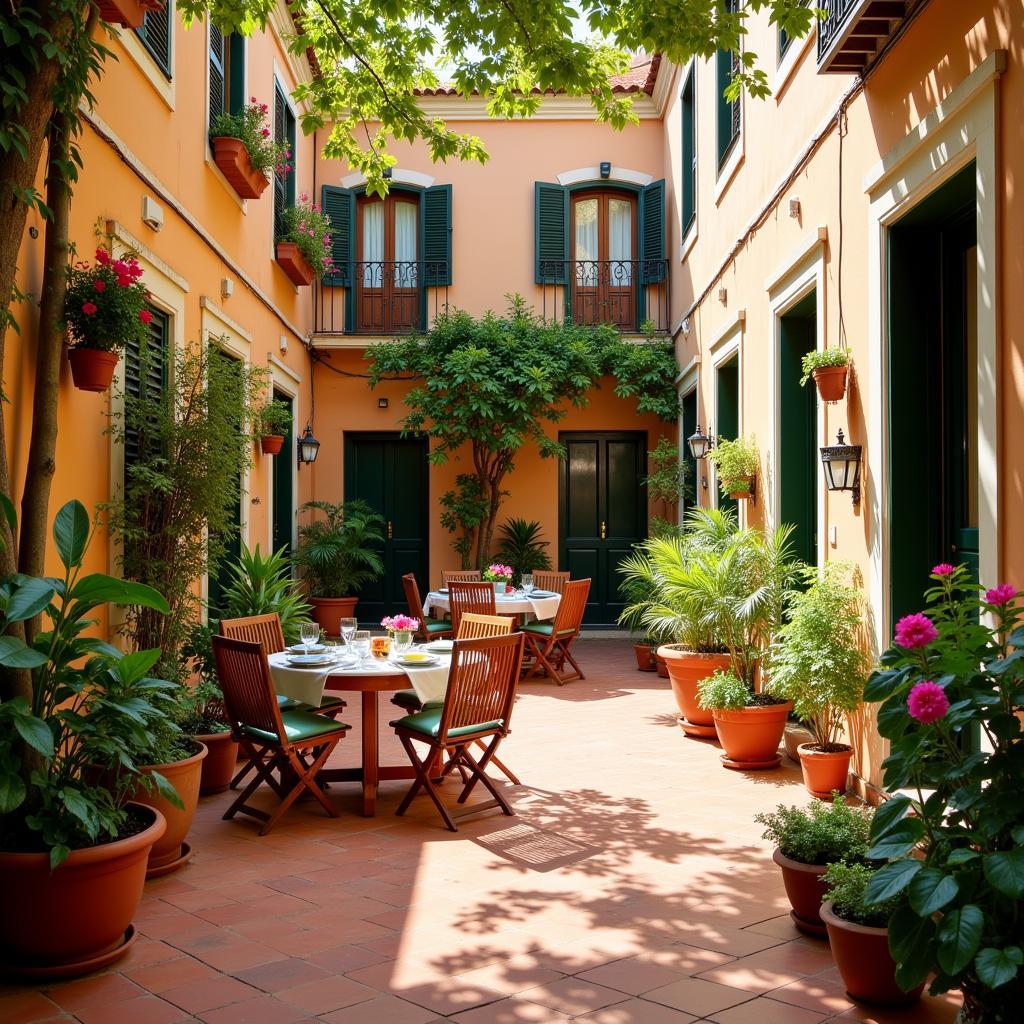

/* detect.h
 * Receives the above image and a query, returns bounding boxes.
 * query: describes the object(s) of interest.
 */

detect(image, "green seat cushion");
[391,707,502,739]
[426,620,453,634]
[521,622,575,637]
[243,709,350,745]
[277,694,346,714]
[391,688,422,710]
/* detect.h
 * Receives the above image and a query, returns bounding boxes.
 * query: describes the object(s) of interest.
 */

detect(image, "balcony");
[538,259,671,334]
[313,260,449,336]
[816,0,927,74]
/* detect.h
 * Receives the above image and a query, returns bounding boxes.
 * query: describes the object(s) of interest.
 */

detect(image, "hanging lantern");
[820,428,861,504]
[297,424,320,467]
[687,423,714,461]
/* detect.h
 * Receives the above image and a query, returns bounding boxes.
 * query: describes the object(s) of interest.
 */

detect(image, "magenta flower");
[894,612,938,649]
[381,614,419,632]
[907,681,949,724]
[932,563,956,577]
[81,302,97,315]
[985,583,1017,605]
[93,279,106,293]
[95,248,110,265]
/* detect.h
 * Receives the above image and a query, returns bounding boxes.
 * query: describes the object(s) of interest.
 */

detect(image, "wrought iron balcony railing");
[538,259,671,334]
[817,0,921,75]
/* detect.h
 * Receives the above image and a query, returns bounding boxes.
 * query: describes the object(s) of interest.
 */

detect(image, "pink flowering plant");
[862,564,1024,1021]
[210,99,288,178]
[64,248,151,354]
[278,193,334,278]
[482,563,514,584]
[381,614,419,634]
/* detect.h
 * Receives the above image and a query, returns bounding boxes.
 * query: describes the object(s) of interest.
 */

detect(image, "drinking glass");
[351,630,371,666]
[521,574,535,597]
[340,617,357,647]
[299,621,319,654]
[392,630,413,657]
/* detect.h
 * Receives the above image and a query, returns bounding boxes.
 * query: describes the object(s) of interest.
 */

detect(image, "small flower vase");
[392,629,413,655]
[491,581,503,596]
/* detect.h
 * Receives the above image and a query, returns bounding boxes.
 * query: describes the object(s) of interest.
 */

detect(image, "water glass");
[351,630,371,666]
[521,574,534,597]
[392,630,413,657]
[299,621,319,653]
[340,617,357,646]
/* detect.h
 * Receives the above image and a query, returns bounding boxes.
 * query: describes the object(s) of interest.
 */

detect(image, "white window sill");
[680,218,698,263]
[714,137,745,205]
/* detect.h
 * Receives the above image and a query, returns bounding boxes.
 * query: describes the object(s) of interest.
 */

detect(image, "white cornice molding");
[556,166,653,187]
[340,168,436,189]
[651,59,677,117]
[270,0,314,109]
[413,92,659,120]
[764,226,829,293]
[200,295,253,343]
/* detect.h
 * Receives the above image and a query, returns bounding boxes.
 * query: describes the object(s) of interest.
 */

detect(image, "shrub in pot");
[755,794,872,935]
[800,348,850,403]
[860,565,1024,1021]
[257,399,293,456]
[768,562,869,796]
[0,498,180,975]
[170,672,236,796]
[698,670,792,769]
[276,193,335,287]
[294,499,385,632]
[821,862,921,1006]
[209,100,285,200]
[705,435,759,501]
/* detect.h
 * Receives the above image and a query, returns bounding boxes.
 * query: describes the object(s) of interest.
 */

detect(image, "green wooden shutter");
[321,185,353,286]
[421,185,452,286]
[227,35,245,115]
[209,25,225,130]
[124,307,168,470]
[136,2,172,78]
[273,83,287,237]
[681,69,696,235]
[640,179,666,283]
[534,182,567,284]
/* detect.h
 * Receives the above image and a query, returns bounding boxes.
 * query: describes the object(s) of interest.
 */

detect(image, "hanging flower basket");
[727,475,755,501]
[68,348,119,393]
[275,242,314,287]
[812,364,848,403]
[211,137,270,200]
[260,434,285,456]
[96,0,163,29]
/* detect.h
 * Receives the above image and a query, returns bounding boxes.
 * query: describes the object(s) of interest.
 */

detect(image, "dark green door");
[559,432,647,625]
[344,433,429,624]
[779,293,818,566]
[888,162,977,625]
[207,348,243,617]
[680,389,698,520]
[271,390,295,557]
[716,357,740,519]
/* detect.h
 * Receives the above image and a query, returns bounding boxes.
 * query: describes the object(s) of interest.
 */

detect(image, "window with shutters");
[681,66,697,239]
[136,1,172,79]
[716,0,741,169]
[209,26,246,131]
[356,194,420,334]
[123,306,169,472]
[273,81,296,240]
[571,190,637,331]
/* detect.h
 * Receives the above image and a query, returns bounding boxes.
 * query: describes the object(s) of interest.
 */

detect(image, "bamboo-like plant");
[293,500,385,597]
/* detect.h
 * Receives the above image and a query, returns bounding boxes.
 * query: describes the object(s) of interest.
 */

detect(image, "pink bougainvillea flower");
[932,563,955,577]
[139,309,153,325]
[907,681,950,724]
[985,583,1017,605]
[95,248,110,264]
[93,279,106,293]
[82,302,97,315]
[894,612,939,649]
[116,275,131,288]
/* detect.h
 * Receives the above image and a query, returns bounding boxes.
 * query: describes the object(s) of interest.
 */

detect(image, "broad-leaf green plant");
[294,500,385,598]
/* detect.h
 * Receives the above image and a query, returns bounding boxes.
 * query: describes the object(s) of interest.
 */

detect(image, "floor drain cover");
[474,823,598,871]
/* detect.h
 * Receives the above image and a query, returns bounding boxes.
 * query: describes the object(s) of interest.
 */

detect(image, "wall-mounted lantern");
[297,424,320,467]
[820,428,861,505]
[687,423,714,461]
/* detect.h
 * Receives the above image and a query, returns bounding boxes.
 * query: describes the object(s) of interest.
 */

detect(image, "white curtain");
[574,197,598,286]
[609,198,632,285]
[395,202,418,287]
[361,202,384,287]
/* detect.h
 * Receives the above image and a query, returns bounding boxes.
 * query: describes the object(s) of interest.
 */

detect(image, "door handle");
[387,520,393,540]
[600,521,607,540]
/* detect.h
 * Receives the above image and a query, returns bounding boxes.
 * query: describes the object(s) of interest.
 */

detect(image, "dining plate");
[437,587,449,594]
[285,653,335,666]
[395,652,439,666]
[423,639,454,652]
[527,590,556,598]
[286,643,328,654]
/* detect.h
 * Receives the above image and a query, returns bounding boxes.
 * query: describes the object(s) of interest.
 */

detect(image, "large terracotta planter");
[310,596,359,635]
[711,700,792,770]
[211,137,271,200]
[68,348,119,392]
[194,731,238,795]
[634,644,657,672]
[655,652,669,678]
[133,742,207,877]
[798,743,853,798]
[821,901,923,1006]
[260,434,285,455]
[275,242,314,287]
[772,848,828,936]
[96,0,162,29]
[0,803,165,977]
[659,646,732,738]
[813,364,848,403]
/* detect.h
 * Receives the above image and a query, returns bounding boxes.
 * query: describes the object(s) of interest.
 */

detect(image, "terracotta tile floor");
[2,639,962,1024]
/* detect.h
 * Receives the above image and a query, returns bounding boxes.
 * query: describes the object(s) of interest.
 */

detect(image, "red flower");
[82,302,97,315]
[139,309,153,325]
[95,248,110,264]
[116,275,131,288]
[93,280,106,293]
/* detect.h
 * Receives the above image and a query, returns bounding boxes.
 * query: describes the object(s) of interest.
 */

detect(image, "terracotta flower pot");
[813,364,848,403]
[772,848,828,935]
[711,700,792,770]
[655,652,669,678]
[798,743,853,798]
[275,242,314,287]
[211,136,270,200]
[0,803,165,977]
[132,742,207,877]
[96,0,162,29]
[68,348,119,392]
[727,475,754,500]
[309,596,359,635]
[634,644,657,672]
[658,646,732,738]
[784,721,815,762]
[260,434,285,455]
[194,731,238,795]
[821,901,924,1006]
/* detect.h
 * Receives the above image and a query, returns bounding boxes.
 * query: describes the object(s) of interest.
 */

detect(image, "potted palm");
[209,100,285,200]
[768,562,869,796]
[276,193,335,287]
[755,795,872,935]
[64,248,152,392]
[706,435,759,501]
[494,518,552,586]
[800,348,850,403]
[221,544,313,644]
[0,498,179,976]
[258,399,293,455]
[293,500,385,632]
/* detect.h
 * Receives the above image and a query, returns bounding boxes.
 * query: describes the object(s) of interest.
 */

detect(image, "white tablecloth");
[423,590,560,621]
[267,649,452,707]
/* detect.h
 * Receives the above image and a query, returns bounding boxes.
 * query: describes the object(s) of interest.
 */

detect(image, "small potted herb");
[800,348,849,403]
[698,670,792,769]
[276,193,335,287]
[64,248,152,392]
[209,99,287,200]
[705,435,759,501]
[258,399,293,455]
[755,795,871,935]
[821,862,922,1006]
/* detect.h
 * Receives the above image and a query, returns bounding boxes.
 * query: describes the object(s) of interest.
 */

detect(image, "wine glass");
[351,630,371,667]
[299,621,319,655]
[340,617,357,647]
[521,573,535,597]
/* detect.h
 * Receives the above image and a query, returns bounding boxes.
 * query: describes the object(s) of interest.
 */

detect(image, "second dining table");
[422,587,561,621]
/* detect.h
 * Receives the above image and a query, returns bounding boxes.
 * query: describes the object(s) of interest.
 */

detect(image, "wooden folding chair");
[531,571,570,595]
[402,573,453,642]
[442,569,482,584]
[212,636,351,835]
[448,581,496,636]
[520,578,591,684]
[391,632,525,831]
